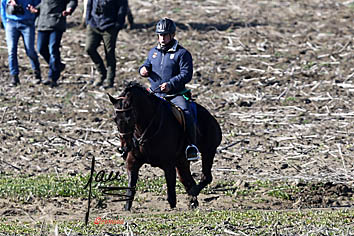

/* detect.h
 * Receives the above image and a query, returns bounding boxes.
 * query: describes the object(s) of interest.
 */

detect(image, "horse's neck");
[134,93,161,131]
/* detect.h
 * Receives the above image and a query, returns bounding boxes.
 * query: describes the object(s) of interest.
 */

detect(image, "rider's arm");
[168,49,193,92]
[139,49,153,77]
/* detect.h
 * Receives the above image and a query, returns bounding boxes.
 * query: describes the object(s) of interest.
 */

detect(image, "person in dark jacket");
[139,18,199,161]
[81,0,134,29]
[85,0,128,89]
[1,0,41,86]
[28,0,78,87]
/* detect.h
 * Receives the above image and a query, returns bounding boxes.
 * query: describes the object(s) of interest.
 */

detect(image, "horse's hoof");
[189,185,200,196]
[168,201,176,209]
[188,196,199,209]
[124,203,132,211]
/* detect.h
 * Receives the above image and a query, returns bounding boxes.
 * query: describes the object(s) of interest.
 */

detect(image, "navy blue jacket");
[86,0,127,31]
[140,40,193,95]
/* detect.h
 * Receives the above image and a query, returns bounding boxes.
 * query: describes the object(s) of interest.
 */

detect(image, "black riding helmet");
[155,18,176,34]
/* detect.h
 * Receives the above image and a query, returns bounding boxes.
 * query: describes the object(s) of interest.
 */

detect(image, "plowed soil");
[0,0,353,224]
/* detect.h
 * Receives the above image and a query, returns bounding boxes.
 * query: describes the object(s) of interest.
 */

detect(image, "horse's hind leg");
[176,160,199,209]
[190,149,216,196]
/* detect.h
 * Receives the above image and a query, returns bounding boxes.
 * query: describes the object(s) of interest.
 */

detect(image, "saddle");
[162,89,196,132]
[169,103,186,131]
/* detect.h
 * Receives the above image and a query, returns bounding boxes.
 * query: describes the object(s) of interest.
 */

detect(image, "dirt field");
[0,0,353,228]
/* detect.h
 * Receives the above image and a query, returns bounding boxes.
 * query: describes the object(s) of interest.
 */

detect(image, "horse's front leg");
[124,154,142,211]
[176,159,199,209]
[164,167,177,209]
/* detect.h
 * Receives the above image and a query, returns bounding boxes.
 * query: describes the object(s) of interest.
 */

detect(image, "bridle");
[113,94,165,156]
[112,95,137,159]
[113,96,136,140]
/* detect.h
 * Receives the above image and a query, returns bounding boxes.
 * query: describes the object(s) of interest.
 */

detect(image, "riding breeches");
[170,95,197,144]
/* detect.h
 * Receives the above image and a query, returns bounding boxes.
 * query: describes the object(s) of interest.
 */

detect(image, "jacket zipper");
[160,52,165,69]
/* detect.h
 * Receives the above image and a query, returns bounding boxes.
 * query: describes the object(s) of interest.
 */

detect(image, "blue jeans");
[37,30,64,81]
[5,19,40,76]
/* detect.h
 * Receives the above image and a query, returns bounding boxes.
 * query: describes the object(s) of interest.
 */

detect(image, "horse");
[108,82,222,210]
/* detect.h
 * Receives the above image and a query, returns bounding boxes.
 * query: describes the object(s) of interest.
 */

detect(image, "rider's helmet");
[155,18,176,35]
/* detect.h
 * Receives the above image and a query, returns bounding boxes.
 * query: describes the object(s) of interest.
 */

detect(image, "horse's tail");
[196,103,222,152]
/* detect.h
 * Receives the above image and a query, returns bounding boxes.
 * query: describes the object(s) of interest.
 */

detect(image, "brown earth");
[0,0,353,225]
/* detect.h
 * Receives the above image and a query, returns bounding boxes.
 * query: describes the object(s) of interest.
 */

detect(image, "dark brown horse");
[108,82,222,210]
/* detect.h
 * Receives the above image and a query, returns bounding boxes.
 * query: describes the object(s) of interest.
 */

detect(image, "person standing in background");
[1,0,41,86]
[28,0,77,87]
[81,0,134,29]
[85,0,128,89]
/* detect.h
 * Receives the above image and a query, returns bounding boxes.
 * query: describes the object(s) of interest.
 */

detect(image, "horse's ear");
[107,93,118,105]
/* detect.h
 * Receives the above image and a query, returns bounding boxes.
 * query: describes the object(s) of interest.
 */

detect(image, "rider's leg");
[171,96,199,161]
[185,114,199,160]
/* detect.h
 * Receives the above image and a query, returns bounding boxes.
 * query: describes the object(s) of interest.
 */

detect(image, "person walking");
[1,0,41,86]
[85,0,128,89]
[139,18,200,161]
[28,0,77,87]
[81,0,134,29]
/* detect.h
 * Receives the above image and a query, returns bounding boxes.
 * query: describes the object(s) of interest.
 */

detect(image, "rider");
[139,18,199,161]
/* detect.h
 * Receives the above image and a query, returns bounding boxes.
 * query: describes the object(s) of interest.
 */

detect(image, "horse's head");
[108,82,164,157]
[108,91,137,157]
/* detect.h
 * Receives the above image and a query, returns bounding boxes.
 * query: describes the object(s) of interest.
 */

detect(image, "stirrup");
[185,144,200,161]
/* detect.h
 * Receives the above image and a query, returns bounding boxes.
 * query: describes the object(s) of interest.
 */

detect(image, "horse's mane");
[120,81,162,104]
[119,81,147,96]
[126,81,146,91]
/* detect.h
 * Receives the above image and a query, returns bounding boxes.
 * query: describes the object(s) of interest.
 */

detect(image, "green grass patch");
[0,209,353,235]
[0,173,305,202]
[0,218,40,235]
[0,174,90,200]
[0,173,188,201]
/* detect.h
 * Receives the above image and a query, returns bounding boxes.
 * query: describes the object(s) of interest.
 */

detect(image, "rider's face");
[158,33,174,46]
